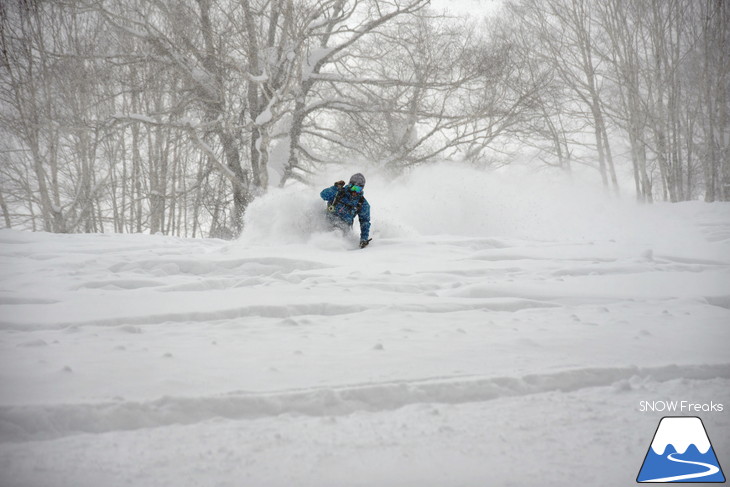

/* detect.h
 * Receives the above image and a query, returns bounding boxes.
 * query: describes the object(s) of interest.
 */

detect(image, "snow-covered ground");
[1,167,729,486]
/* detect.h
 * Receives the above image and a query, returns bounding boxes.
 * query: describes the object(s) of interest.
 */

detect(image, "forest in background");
[0,0,728,238]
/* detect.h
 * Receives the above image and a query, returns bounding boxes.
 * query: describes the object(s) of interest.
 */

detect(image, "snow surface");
[1,165,729,486]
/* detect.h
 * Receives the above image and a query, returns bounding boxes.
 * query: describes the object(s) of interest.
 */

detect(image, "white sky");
[428,0,504,19]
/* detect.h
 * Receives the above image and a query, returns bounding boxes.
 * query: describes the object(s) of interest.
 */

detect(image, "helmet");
[349,173,366,187]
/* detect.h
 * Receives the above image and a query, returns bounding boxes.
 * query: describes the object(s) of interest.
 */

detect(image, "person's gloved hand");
[359,239,371,249]
[334,180,345,188]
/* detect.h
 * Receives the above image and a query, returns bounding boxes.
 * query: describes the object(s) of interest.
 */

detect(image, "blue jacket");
[320,185,371,240]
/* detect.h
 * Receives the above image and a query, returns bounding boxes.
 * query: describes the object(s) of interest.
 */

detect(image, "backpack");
[328,186,365,215]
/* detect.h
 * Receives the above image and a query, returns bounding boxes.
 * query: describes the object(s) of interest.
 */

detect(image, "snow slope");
[1,166,729,486]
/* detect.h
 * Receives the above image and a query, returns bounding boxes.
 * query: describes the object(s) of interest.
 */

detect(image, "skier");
[320,173,371,249]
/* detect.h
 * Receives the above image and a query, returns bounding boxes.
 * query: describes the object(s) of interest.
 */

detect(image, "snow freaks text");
[639,401,724,413]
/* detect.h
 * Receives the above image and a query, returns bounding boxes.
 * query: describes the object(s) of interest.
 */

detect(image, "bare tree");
[697,0,730,201]
[507,0,620,190]
[596,0,653,201]
[277,0,430,182]
[0,1,113,232]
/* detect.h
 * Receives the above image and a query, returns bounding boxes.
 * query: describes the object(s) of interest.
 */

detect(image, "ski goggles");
[350,184,364,193]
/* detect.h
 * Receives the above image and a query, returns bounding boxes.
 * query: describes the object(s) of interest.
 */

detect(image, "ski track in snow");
[1,363,729,443]
[0,199,729,486]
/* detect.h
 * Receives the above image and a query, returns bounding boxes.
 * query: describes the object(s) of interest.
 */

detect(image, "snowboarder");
[320,173,371,248]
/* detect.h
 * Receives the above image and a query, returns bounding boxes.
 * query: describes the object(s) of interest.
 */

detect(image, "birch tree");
[596,0,653,201]
[0,1,112,232]
[507,0,620,190]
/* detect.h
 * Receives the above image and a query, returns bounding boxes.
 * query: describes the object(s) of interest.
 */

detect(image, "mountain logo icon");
[637,416,726,483]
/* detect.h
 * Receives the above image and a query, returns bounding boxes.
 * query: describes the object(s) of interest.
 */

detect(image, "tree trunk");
[0,189,11,228]
[218,129,249,232]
